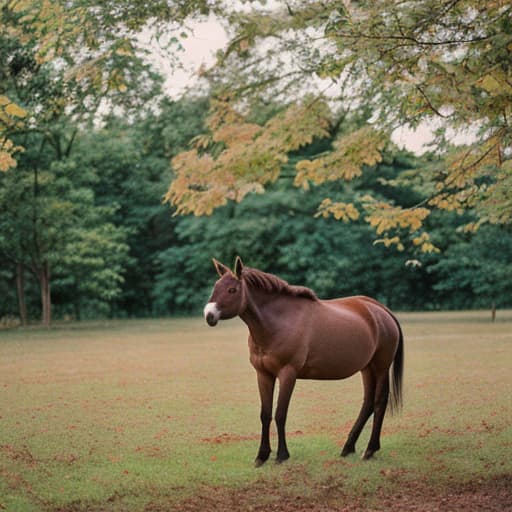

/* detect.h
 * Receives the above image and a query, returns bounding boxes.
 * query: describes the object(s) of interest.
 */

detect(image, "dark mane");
[241,267,318,301]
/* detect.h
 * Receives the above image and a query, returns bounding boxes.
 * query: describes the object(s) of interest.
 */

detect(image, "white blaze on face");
[203,302,220,326]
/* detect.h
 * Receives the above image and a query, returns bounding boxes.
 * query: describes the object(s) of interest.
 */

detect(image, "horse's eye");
[228,287,237,294]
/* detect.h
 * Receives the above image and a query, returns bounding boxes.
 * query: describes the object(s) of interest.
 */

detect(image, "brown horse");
[204,257,403,466]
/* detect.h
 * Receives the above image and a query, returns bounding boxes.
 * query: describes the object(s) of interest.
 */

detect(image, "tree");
[1,0,215,323]
[74,97,210,316]
[0,0,218,172]
[156,147,438,314]
[0,137,130,325]
[52,218,131,320]
[166,1,512,247]
[430,224,512,310]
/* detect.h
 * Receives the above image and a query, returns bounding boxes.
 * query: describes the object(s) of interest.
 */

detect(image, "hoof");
[341,446,355,457]
[361,449,376,460]
[254,458,267,468]
[275,454,290,464]
[255,449,271,467]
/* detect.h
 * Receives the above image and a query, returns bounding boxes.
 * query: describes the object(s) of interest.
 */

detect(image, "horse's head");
[204,256,246,326]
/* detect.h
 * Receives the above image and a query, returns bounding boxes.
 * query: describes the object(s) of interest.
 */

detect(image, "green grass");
[0,312,511,510]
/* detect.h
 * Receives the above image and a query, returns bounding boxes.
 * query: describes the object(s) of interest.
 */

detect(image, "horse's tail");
[389,314,404,415]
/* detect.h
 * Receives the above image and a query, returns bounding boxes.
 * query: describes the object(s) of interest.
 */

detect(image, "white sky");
[149,16,228,97]
[152,17,439,155]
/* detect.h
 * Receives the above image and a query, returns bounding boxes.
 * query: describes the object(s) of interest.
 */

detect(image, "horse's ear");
[212,258,230,277]
[234,256,244,279]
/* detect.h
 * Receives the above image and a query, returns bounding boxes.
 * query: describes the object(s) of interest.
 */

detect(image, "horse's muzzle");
[204,302,220,327]
[206,312,218,327]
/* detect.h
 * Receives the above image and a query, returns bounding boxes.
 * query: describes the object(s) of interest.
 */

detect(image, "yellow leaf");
[316,200,360,222]
[421,242,440,253]
[294,127,386,187]
[5,102,27,118]
[239,39,250,52]
[460,222,480,233]
[373,236,404,250]
[476,75,501,94]
[0,150,17,171]
[115,47,133,57]
[213,123,260,147]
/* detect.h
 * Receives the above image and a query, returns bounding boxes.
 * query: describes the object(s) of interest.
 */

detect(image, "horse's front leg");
[255,370,275,467]
[275,366,297,463]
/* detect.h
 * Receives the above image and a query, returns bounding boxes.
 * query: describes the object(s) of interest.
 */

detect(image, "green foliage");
[0,0,178,173]
[0,131,130,321]
[156,132,512,313]
[0,94,215,322]
[169,0,512,240]
[166,96,332,215]
[71,127,172,316]
[80,98,210,316]
[0,0,186,323]
[0,267,16,319]
[2,94,512,322]
[431,225,512,309]
[155,155,440,314]
[53,213,131,319]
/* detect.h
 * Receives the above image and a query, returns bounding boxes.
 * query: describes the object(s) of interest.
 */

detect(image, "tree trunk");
[491,301,496,322]
[16,263,28,326]
[73,284,81,321]
[39,261,51,327]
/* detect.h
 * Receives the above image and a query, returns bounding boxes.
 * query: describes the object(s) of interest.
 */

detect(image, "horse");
[203,256,404,466]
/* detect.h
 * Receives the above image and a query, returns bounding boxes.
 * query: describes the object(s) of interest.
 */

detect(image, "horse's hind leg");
[341,368,375,457]
[362,372,389,460]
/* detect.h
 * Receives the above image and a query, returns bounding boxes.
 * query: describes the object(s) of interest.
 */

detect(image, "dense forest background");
[2,95,512,324]
[2,1,511,326]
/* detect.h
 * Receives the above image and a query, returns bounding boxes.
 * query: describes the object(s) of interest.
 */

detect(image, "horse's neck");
[239,289,292,344]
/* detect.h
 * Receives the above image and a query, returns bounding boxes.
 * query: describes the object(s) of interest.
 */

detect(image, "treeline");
[1,97,512,325]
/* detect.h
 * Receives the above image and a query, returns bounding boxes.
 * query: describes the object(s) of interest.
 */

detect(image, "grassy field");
[0,311,511,511]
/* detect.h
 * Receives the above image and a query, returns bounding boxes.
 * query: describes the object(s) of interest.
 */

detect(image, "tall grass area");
[1,312,511,511]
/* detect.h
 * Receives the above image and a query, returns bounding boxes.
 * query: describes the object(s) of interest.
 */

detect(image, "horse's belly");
[298,353,363,380]
[298,319,376,379]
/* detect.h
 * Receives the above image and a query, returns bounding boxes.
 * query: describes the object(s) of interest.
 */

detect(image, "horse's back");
[298,296,399,380]
[324,296,400,351]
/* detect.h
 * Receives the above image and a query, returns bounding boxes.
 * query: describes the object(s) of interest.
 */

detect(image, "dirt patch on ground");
[201,431,305,445]
[161,473,512,512]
